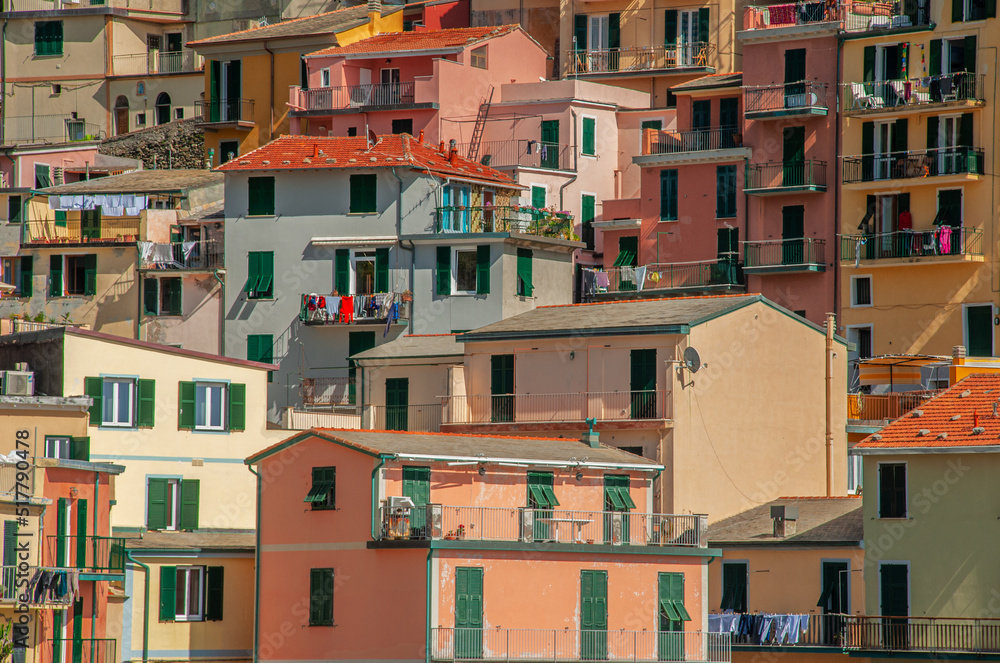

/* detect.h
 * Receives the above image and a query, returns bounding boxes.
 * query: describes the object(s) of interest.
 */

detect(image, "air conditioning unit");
[387,496,414,510]
[2,371,34,396]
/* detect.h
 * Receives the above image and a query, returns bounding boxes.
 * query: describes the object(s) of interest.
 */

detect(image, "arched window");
[155,92,171,125]
[114,95,130,135]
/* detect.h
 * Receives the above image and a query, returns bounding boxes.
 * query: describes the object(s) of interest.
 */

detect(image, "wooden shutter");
[2,520,17,568]
[56,498,68,565]
[436,246,451,296]
[159,566,177,621]
[862,121,874,176]
[660,169,677,220]
[335,249,350,295]
[929,40,941,77]
[516,248,533,297]
[582,117,596,155]
[374,247,389,293]
[697,8,710,44]
[664,10,678,46]
[84,377,102,425]
[892,118,908,154]
[248,177,275,216]
[83,255,97,296]
[258,252,273,298]
[178,381,196,430]
[581,570,608,629]
[455,567,483,629]
[608,13,620,49]
[143,278,158,315]
[926,115,939,150]
[581,195,596,251]
[402,466,431,506]
[136,379,155,428]
[476,245,490,295]
[49,255,62,297]
[964,36,977,73]
[784,48,806,84]
[987,0,997,18]
[574,14,587,50]
[147,479,169,530]
[531,185,546,209]
[952,0,963,22]
[350,175,376,214]
[75,498,87,569]
[180,479,200,530]
[70,437,90,462]
[20,257,32,297]
[959,113,973,147]
[244,251,260,294]
[228,383,247,431]
[168,278,182,315]
[206,566,225,621]
[309,568,334,625]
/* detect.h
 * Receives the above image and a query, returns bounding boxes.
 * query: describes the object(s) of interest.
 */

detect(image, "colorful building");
[246,427,729,663]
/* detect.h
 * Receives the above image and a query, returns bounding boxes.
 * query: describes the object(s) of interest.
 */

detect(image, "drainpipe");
[425,548,434,663]
[370,455,388,540]
[1,17,7,144]
[834,33,843,325]
[825,311,835,497]
[391,167,413,334]
[247,465,262,663]
[91,472,99,643]
[559,111,580,274]
[263,42,276,143]
[125,550,150,663]
[212,270,225,355]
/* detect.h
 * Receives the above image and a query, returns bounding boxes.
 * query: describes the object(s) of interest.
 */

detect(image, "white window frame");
[471,45,487,69]
[320,68,331,88]
[847,452,863,495]
[452,247,479,295]
[962,302,994,357]
[162,478,181,530]
[589,14,610,51]
[721,560,749,610]
[175,565,205,622]
[942,37,967,74]
[850,275,873,308]
[194,381,228,431]
[45,436,71,459]
[350,249,376,296]
[876,561,910,616]
[820,558,853,612]
[876,460,907,519]
[102,377,135,428]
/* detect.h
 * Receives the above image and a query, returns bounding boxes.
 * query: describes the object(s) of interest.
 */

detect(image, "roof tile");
[306,25,518,57]
[188,6,401,47]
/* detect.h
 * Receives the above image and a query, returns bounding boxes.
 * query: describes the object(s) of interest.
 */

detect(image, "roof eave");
[460,324,690,343]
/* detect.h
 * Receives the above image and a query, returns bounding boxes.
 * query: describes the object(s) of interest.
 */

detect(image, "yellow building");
[838,3,998,359]
[187,3,404,165]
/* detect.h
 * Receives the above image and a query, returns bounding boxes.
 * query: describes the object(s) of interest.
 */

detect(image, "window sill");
[715,216,737,221]
[581,153,597,158]
[850,303,873,309]
[347,212,377,216]
[33,54,65,60]
[308,623,337,628]
[247,297,275,302]
[246,214,276,218]
[877,516,910,520]
[658,218,679,223]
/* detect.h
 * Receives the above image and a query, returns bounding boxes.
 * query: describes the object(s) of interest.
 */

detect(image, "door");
[716,228,739,284]
[385,378,408,431]
[966,305,993,357]
[820,561,849,645]
[939,115,960,174]
[71,597,83,663]
[81,209,101,240]
[164,32,182,72]
[677,10,699,65]
[379,68,400,104]
[114,104,130,135]
[402,466,430,537]
[721,563,747,613]
[784,48,806,104]
[879,564,909,649]
[781,206,805,265]
[873,121,894,179]
[630,349,657,419]
[490,354,514,423]
[658,573,687,661]
[617,235,639,290]
[347,331,376,404]
[876,195,897,253]
[455,568,483,659]
[782,126,805,187]
[719,97,738,147]
[224,60,241,121]
[541,120,560,169]
[581,570,608,660]
[147,35,161,73]
[603,475,634,543]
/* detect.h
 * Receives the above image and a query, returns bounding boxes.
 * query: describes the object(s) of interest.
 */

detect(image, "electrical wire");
[691,388,768,505]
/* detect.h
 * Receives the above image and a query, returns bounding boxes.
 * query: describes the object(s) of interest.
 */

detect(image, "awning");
[857,354,948,386]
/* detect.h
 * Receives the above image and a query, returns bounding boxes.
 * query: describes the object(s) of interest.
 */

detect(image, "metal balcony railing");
[302,376,356,407]
[715,613,851,647]
[369,404,442,432]
[745,160,827,191]
[842,73,986,112]
[44,535,126,573]
[24,218,141,245]
[3,115,102,146]
[382,506,707,547]
[743,3,834,29]
[299,293,408,325]
[743,238,825,269]
[195,98,254,124]
[848,389,944,422]
[435,206,575,238]
[600,260,743,294]
[566,43,716,75]
[455,140,576,171]
[744,81,828,115]
[842,147,984,183]
[841,228,983,262]
[301,82,415,111]
[430,628,730,662]
[139,240,222,270]
[3,0,184,10]
[441,390,671,425]
[845,616,1000,654]
[111,50,202,76]
[47,639,117,663]
[645,128,742,155]
[840,0,931,32]
[1,566,73,606]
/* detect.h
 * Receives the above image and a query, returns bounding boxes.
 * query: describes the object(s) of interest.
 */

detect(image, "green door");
[402,466,430,537]
[226,60,241,121]
[348,331,376,404]
[527,471,555,541]
[581,570,608,660]
[820,561,848,645]
[71,597,83,663]
[541,120,560,169]
[966,306,993,357]
[630,349,657,419]
[719,97,739,148]
[784,48,806,103]
[81,209,101,240]
[716,228,739,285]
[490,354,514,423]
[659,573,690,661]
[455,567,483,659]
[603,475,634,544]
[782,126,805,187]
[385,378,409,431]
[879,564,909,649]
[782,206,805,265]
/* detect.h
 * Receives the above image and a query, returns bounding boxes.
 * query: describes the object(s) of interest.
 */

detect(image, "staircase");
[466,86,494,163]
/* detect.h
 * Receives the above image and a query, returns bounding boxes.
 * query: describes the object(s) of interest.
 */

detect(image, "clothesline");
[48,195,148,216]
[709,612,810,645]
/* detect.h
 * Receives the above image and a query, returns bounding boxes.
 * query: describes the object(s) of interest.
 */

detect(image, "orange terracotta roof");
[853,374,1000,450]
[306,24,518,57]
[216,134,518,186]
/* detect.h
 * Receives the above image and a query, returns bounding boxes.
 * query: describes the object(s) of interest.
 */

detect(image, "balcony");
[744,160,827,194]
[434,206,576,239]
[644,128,742,156]
[302,376,356,407]
[299,293,409,326]
[845,616,1000,654]
[0,566,72,607]
[382,505,707,547]
[1,0,184,12]
[23,218,141,246]
[742,4,836,30]
[111,50,203,76]
[848,389,944,423]
[139,240,223,270]
[454,140,576,171]
[742,238,826,273]
[841,228,983,264]
[714,613,848,648]
[440,391,672,426]
[3,115,102,146]
[294,82,417,112]
[195,99,254,129]
[565,44,717,76]
[744,82,828,119]
[47,639,116,663]
[840,0,931,33]
[842,148,984,185]
[44,535,126,573]
[842,74,986,114]
[599,260,744,296]
[431,628,729,663]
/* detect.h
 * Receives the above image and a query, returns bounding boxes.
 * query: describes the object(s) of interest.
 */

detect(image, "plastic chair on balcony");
[850,83,883,110]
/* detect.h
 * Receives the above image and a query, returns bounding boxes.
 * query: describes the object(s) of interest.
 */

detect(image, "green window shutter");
[987,0,997,18]
[147,479,168,530]
[305,467,336,505]
[8,196,22,224]
[516,248,533,297]
[228,383,246,431]
[335,249,350,295]
[75,498,87,569]
[83,254,97,296]
[952,0,963,21]
[178,381,196,430]
[581,194,596,251]
[245,252,260,294]
[84,377,102,426]
[892,118,908,154]
[179,479,200,530]
[964,36,977,73]
[476,245,490,295]
[49,255,62,297]
[436,246,451,296]
[248,177,275,216]
[926,115,939,150]
[402,466,430,506]
[2,520,18,568]
[863,46,876,83]
[716,166,734,218]
[574,14,587,50]
[247,334,273,364]
[929,40,942,77]
[375,247,389,293]
[608,13,620,49]
[349,175,363,213]
[582,117,596,156]
[350,174,377,214]
[697,8,710,43]
[159,566,177,621]
[206,566,225,621]
[137,378,155,428]
[19,257,32,297]
[531,186,546,209]
[309,568,334,626]
[959,113,973,147]
[56,498,68,565]
[258,252,274,298]
[660,169,678,221]
[143,278,159,315]
[70,436,90,462]
[168,278,182,315]
[665,10,678,46]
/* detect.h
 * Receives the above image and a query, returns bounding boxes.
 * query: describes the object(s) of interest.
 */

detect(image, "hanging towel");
[182,241,197,260]
[326,296,341,320]
[635,266,647,292]
[339,296,354,323]
[595,271,610,289]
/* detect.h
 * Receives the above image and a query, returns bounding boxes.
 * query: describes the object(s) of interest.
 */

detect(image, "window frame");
[660,169,679,222]
[194,381,228,432]
[720,560,749,613]
[452,247,479,295]
[850,275,873,308]
[962,302,994,357]
[847,452,863,495]
[320,68,331,87]
[102,378,136,428]
[44,436,71,459]
[351,249,377,296]
[877,461,907,519]
[349,174,378,215]
[581,115,597,157]
[144,276,183,316]
[309,568,335,626]
[174,565,205,622]
[715,164,737,219]
[34,20,63,57]
[306,467,337,510]
[246,251,274,300]
[847,324,874,361]
[248,176,276,217]
[471,45,488,69]
[158,478,182,531]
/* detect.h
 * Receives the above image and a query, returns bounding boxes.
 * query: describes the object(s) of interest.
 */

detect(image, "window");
[309,568,335,626]
[248,176,275,216]
[581,194,596,251]
[436,246,489,296]
[44,436,89,461]
[35,164,51,189]
[175,108,184,120]
[245,251,274,299]
[320,68,331,87]
[34,21,63,56]
[848,326,873,360]
[53,254,96,297]
[659,572,692,631]
[716,165,737,218]
[516,248,533,297]
[305,467,336,510]
[582,117,596,156]
[147,477,199,530]
[955,0,994,21]
[219,140,239,165]
[454,249,477,294]
[440,184,470,232]
[531,185,546,210]
[965,304,993,357]
[143,277,182,316]
[349,174,377,214]
[155,92,171,125]
[7,196,22,223]
[2,256,32,296]
[103,379,135,427]
[848,452,863,495]
[471,45,487,69]
[604,475,635,511]
[159,565,223,622]
[851,276,872,307]
[391,118,412,135]
[527,471,559,508]
[136,113,147,127]
[179,381,245,432]
[347,127,358,137]
[641,119,663,132]
[935,188,963,228]
[85,377,154,428]
[660,170,678,221]
[45,436,69,459]
[247,334,273,383]
[878,462,907,518]
[720,562,748,612]
[334,248,388,295]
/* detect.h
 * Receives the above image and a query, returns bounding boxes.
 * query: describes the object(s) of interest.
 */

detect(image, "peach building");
[246,428,730,663]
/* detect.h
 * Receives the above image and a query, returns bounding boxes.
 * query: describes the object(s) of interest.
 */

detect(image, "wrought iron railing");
[842,73,986,111]
[601,260,743,294]
[745,160,827,191]
[24,218,141,245]
[848,389,944,422]
[111,50,202,76]
[1,566,72,605]
[3,115,103,145]
[47,639,117,663]
[845,616,1000,653]
[842,147,984,183]
[455,140,576,171]
[301,82,416,111]
[44,535,126,572]
[743,238,825,269]
[565,43,716,74]
[195,98,254,124]
[440,391,672,425]
[744,81,828,115]
[299,293,407,325]
[842,227,982,262]
[645,128,742,155]
[434,206,575,238]
[369,404,441,432]
[713,613,849,647]
[742,3,833,29]
[840,0,931,32]
[139,240,222,270]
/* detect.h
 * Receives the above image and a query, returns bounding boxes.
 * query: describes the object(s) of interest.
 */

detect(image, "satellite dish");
[683,347,702,373]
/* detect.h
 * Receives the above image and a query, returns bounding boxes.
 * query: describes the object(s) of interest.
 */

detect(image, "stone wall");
[99,118,206,170]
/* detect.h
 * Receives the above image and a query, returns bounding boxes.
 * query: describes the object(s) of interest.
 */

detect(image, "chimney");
[367,0,381,18]
[449,139,458,165]
[582,417,600,448]
[771,505,798,538]
[313,143,319,158]
[418,130,425,143]
[953,345,967,360]
[439,140,445,154]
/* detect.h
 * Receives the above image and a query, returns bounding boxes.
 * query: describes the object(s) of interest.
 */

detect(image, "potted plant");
[456,524,466,539]
[444,530,457,540]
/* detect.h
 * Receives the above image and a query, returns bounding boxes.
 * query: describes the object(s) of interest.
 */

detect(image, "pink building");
[247,428,729,663]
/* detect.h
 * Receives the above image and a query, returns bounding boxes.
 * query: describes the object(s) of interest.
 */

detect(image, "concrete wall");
[140,273,223,354]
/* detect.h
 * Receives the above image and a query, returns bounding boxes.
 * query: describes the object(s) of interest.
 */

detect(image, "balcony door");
[378,68,401,104]
[659,573,690,661]
[781,206,805,265]
[965,305,992,358]
[581,570,608,660]
[147,35,161,74]
[541,120,560,169]
[938,114,961,174]
[782,126,805,186]
[677,10,704,66]
[784,48,806,105]
[385,378,408,431]
[819,561,849,645]
[163,32,183,73]
[879,563,909,649]
[402,466,430,537]
[455,567,483,659]
[490,354,514,423]
[630,349,657,419]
